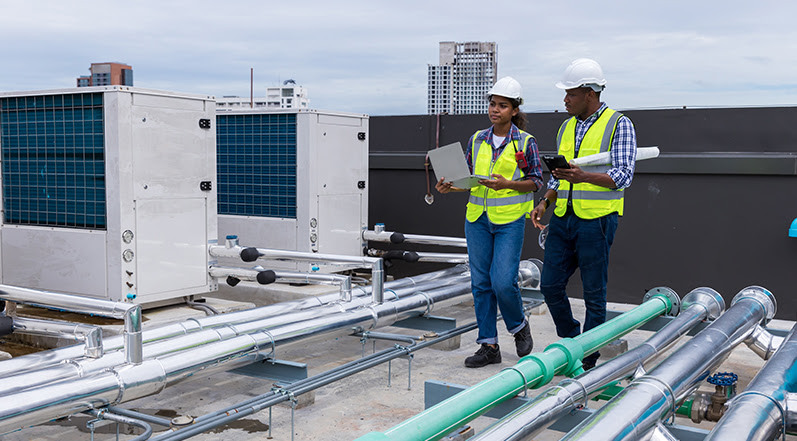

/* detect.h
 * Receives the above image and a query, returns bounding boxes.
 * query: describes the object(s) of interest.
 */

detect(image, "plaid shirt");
[547,102,637,191]
[465,124,544,190]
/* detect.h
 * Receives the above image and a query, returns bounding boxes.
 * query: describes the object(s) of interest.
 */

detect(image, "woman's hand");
[435,178,453,194]
[479,174,511,190]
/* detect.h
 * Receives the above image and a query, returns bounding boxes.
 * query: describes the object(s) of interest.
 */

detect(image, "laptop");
[427,142,491,189]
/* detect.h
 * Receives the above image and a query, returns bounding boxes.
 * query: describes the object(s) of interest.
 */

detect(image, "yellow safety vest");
[554,108,624,219]
[465,130,535,224]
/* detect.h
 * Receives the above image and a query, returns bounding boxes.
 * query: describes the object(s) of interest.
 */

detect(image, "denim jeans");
[465,213,527,345]
[540,211,618,363]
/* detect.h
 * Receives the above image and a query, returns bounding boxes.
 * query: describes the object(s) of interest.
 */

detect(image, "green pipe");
[676,397,693,417]
[356,293,673,441]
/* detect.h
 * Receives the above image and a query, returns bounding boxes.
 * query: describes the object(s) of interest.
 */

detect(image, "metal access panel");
[0,86,218,305]
[216,109,369,272]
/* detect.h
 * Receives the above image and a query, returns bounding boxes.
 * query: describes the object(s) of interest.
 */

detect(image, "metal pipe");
[411,252,469,264]
[0,285,134,318]
[124,305,143,365]
[362,229,467,248]
[355,289,676,441]
[471,287,724,441]
[209,266,354,300]
[704,322,797,441]
[0,274,471,398]
[86,408,153,441]
[0,265,467,378]
[106,406,173,428]
[559,286,777,441]
[0,285,142,365]
[12,317,104,359]
[273,271,353,302]
[0,267,507,432]
[237,246,386,304]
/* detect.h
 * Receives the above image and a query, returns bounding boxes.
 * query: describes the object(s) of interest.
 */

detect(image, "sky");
[1,0,796,116]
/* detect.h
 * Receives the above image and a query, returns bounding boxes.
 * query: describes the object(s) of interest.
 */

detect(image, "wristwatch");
[540,198,549,208]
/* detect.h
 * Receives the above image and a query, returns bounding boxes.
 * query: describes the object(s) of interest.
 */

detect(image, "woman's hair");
[509,98,527,131]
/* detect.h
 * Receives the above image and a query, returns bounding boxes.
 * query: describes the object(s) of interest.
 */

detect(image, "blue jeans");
[540,211,617,363]
[465,213,527,345]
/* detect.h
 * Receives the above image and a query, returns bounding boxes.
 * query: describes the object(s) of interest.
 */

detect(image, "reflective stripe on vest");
[554,108,624,219]
[468,192,535,206]
[465,129,535,224]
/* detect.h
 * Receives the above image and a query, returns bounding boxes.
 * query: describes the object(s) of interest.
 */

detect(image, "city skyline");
[1,1,796,116]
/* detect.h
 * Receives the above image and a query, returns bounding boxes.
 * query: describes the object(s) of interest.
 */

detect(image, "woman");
[436,76,543,368]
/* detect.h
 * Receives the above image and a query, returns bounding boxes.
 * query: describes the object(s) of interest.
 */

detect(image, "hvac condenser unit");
[216,109,368,272]
[0,87,218,305]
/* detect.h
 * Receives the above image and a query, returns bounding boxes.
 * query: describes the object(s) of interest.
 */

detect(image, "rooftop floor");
[1,283,795,441]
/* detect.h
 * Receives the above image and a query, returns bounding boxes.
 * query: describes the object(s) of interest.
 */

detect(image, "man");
[530,58,637,371]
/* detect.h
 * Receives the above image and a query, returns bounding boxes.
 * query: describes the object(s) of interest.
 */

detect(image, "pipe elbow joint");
[744,325,783,360]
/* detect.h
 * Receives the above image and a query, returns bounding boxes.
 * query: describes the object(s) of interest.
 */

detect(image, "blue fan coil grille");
[0,93,106,229]
[216,113,297,219]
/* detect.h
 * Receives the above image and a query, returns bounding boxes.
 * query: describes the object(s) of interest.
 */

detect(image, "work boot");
[513,322,533,357]
[464,343,501,368]
[581,357,598,371]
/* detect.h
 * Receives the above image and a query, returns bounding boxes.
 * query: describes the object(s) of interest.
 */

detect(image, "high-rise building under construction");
[427,41,497,115]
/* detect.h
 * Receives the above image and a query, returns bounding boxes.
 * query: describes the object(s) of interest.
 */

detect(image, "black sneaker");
[464,344,501,368]
[582,357,597,371]
[513,322,533,357]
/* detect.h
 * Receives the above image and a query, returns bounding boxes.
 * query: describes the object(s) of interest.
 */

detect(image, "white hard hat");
[487,76,523,105]
[555,58,606,92]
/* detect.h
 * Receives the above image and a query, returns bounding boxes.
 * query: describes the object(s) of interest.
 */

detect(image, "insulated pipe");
[744,324,785,360]
[0,285,142,365]
[208,265,277,285]
[362,229,468,248]
[703,321,797,441]
[12,317,104,359]
[0,273,472,398]
[368,249,469,264]
[0,265,467,378]
[209,266,353,301]
[0,264,529,432]
[560,286,777,441]
[272,270,352,302]
[213,246,386,304]
[355,289,676,441]
[471,287,724,441]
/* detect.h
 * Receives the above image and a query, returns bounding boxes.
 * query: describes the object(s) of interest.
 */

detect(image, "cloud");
[1,0,796,115]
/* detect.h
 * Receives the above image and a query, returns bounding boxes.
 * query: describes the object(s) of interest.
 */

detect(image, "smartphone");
[542,154,571,171]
